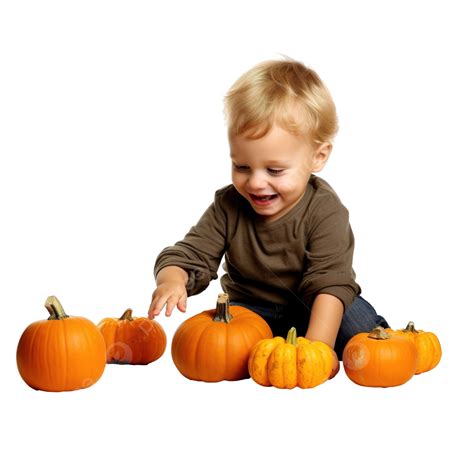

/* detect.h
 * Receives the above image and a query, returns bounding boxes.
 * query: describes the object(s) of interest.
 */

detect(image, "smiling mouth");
[249,193,278,204]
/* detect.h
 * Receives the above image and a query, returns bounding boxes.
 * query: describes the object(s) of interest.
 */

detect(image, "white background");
[1,0,473,472]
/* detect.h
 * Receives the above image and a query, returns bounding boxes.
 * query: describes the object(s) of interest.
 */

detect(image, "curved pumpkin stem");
[45,296,68,320]
[120,309,134,321]
[213,293,233,323]
[286,327,297,345]
[368,326,390,340]
[403,321,419,333]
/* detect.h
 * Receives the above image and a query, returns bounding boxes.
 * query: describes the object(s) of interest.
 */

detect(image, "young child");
[148,58,389,361]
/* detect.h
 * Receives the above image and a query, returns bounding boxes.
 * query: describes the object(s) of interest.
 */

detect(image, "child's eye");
[233,164,250,172]
[267,168,284,175]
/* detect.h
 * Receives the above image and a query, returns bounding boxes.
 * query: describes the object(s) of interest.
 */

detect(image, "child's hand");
[148,282,187,318]
[148,266,189,319]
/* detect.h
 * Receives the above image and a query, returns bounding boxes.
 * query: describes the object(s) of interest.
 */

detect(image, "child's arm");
[299,190,360,317]
[305,293,343,347]
[150,188,230,318]
[305,293,343,378]
[148,266,189,318]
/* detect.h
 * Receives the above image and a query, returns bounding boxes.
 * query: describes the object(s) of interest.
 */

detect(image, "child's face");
[229,124,330,222]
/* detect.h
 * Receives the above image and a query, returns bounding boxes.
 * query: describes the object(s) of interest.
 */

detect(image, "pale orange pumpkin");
[17,296,107,392]
[171,293,272,382]
[248,327,335,389]
[343,326,417,387]
[98,309,166,365]
[386,321,442,374]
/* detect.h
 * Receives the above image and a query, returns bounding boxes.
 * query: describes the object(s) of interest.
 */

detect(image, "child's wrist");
[156,266,189,286]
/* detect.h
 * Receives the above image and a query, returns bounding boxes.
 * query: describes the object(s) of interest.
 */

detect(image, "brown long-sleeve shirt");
[154,175,361,310]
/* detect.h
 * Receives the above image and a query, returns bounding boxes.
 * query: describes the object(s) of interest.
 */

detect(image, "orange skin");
[17,316,106,392]
[172,301,272,382]
[386,322,442,374]
[343,328,417,387]
[98,310,167,365]
[248,328,335,389]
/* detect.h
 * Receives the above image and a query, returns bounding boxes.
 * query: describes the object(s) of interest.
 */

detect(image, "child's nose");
[247,171,267,190]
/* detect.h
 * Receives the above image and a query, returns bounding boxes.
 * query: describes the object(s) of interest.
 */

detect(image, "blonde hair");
[224,57,338,148]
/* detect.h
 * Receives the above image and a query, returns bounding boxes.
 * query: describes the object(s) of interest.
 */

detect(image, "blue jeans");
[230,295,389,360]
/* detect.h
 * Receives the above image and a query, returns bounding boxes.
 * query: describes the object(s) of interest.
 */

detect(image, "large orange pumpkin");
[342,326,417,387]
[386,321,442,374]
[171,293,272,382]
[98,308,166,364]
[17,296,107,392]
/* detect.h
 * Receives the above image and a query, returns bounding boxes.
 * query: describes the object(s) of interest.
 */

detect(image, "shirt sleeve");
[298,197,361,311]
[153,192,227,296]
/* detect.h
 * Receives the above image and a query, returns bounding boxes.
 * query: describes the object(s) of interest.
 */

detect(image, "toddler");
[148,58,389,360]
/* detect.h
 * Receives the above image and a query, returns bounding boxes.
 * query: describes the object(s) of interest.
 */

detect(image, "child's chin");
[253,206,280,219]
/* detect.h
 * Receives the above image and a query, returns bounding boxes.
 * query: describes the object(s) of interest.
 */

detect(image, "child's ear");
[311,142,332,172]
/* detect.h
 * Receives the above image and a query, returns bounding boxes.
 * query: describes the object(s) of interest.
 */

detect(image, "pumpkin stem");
[286,327,297,345]
[45,296,68,320]
[368,326,390,340]
[213,293,232,323]
[119,309,134,321]
[403,321,418,333]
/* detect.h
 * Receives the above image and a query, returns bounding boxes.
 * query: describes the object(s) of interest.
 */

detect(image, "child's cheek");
[274,181,295,196]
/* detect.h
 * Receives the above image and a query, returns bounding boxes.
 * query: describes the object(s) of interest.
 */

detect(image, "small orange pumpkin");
[17,296,107,392]
[343,326,417,387]
[171,293,272,382]
[248,327,334,389]
[386,321,441,374]
[98,309,167,365]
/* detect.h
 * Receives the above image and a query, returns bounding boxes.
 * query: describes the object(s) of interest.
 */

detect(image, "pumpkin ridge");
[385,339,395,385]
[227,305,254,319]
[384,341,392,386]
[235,323,258,380]
[221,322,235,380]
[433,336,442,367]
[195,323,225,381]
[305,343,329,387]
[187,321,210,380]
[110,320,119,362]
[249,337,282,386]
[128,320,140,364]
[27,322,43,387]
[275,344,295,389]
[138,321,148,362]
[174,316,209,343]
[114,319,124,361]
[296,343,310,388]
[231,317,269,338]
[41,321,52,389]
[232,318,250,377]
[314,345,328,386]
[312,343,331,386]
[46,320,58,385]
[416,335,437,373]
[79,319,92,389]
[287,344,298,388]
[236,319,263,346]
[90,319,106,383]
[37,322,49,387]
[59,319,68,390]
[429,336,438,365]
[321,346,332,382]
[309,345,321,387]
